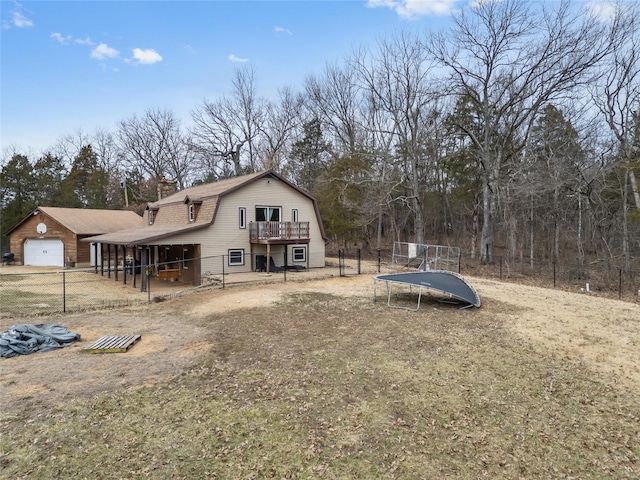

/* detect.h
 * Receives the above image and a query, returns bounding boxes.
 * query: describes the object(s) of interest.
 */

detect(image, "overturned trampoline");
[373,270,481,310]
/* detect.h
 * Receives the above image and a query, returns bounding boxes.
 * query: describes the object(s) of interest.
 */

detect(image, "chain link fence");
[0,250,334,317]
[2,248,638,317]
[456,254,640,303]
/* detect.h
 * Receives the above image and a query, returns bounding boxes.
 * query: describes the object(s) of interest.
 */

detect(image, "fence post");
[357,249,361,275]
[619,268,623,300]
[63,271,66,313]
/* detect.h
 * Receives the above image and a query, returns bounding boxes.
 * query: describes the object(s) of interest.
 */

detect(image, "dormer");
[146,206,159,225]
[183,196,202,223]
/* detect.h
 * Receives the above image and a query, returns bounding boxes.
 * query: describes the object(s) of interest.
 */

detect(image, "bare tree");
[256,86,304,171]
[117,107,194,190]
[51,128,92,168]
[352,31,439,245]
[191,65,265,178]
[304,62,365,155]
[589,4,640,267]
[428,0,622,263]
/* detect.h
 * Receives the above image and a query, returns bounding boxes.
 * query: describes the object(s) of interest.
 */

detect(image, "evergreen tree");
[0,154,37,251]
[290,118,332,194]
[61,145,109,208]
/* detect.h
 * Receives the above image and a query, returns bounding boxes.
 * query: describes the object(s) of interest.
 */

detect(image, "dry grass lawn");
[0,268,639,479]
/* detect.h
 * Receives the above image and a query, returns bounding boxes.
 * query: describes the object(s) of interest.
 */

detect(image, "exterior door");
[256,206,282,238]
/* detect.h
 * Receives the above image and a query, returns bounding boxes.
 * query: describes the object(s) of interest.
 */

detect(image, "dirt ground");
[1,266,638,417]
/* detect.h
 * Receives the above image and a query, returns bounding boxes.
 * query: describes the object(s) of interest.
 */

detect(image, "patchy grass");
[1,292,639,479]
[0,288,63,315]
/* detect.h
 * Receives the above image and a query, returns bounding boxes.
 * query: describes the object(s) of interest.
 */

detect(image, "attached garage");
[24,239,64,266]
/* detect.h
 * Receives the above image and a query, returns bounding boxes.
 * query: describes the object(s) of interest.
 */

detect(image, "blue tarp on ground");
[0,324,81,358]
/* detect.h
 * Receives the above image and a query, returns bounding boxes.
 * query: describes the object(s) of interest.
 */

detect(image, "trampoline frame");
[373,270,481,311]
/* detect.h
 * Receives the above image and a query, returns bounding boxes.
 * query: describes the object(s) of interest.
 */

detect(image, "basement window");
[228,249,244,266]
[292,246,306,262]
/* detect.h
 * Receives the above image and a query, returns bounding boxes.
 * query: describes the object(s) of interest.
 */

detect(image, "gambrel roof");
[83,170,326,246]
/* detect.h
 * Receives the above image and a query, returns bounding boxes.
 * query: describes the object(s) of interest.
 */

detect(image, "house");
[83,170,328,286]
[5,207,143,267]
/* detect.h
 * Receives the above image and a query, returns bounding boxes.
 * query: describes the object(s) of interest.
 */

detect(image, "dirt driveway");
[1,269,638,417]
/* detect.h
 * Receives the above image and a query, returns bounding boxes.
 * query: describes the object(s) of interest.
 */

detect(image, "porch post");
[266,243,271,273]
[107,244,111,278]
[194,244,201,286]
[141,247,148,292]
[122,245,127,285]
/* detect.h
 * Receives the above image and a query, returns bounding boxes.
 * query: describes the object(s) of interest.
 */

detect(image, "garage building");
[5,207,142,267]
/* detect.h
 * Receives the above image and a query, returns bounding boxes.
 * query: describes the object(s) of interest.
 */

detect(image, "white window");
[239,207,246,229]
[292,246,306,262]
[182,249,189,269]
[188,204,194,222]
[228,249,244,266]
[148,210,154,225]
[292,209,298,222]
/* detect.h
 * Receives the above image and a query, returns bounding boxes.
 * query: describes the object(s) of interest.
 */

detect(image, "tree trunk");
[629,170,640,211]
[411,155,425,246]
[480,169,494,264]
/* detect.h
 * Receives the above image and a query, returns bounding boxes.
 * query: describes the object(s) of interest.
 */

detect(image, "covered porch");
[89,242,202,291]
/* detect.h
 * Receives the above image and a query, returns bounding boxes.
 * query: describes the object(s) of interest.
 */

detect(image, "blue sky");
[0,0,617,155]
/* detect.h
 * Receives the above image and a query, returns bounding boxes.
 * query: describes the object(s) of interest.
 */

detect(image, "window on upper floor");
[292,209,298,223]
[188,204,195,222]
[239,207,246,229]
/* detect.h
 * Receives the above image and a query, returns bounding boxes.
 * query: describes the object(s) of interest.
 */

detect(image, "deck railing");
[249,221,310,241]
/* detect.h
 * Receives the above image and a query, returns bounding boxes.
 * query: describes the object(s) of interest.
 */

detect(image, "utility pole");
[120,178,129,207]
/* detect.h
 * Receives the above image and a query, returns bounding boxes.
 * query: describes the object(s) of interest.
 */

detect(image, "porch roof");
[81,223,208,246]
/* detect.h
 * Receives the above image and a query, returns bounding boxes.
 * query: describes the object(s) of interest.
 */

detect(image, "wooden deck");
[81,335,142,354]
[249,221,310,244]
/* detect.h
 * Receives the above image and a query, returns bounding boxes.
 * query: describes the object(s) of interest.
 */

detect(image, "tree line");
[2,0,639,269]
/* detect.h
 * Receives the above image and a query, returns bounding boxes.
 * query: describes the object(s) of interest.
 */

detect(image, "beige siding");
[146,177,325,275]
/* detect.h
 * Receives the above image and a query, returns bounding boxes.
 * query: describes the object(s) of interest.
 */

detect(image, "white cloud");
[4,3,34,28]
[74,37,95,46]
[274,26,292,35]
[228,54,249,63]
[50,32,72,44]
[184,44,196,55]
[51,33,95,46]
[91,43,119,60]
[585,1,618,24]
[12,11,33,27]
[367,0,457,18]
[129,48,163,65]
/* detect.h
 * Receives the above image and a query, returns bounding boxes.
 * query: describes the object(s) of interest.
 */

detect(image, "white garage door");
[24,239,64,266]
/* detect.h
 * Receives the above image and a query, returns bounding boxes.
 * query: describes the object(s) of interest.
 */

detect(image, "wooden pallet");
[81,335,141,354]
